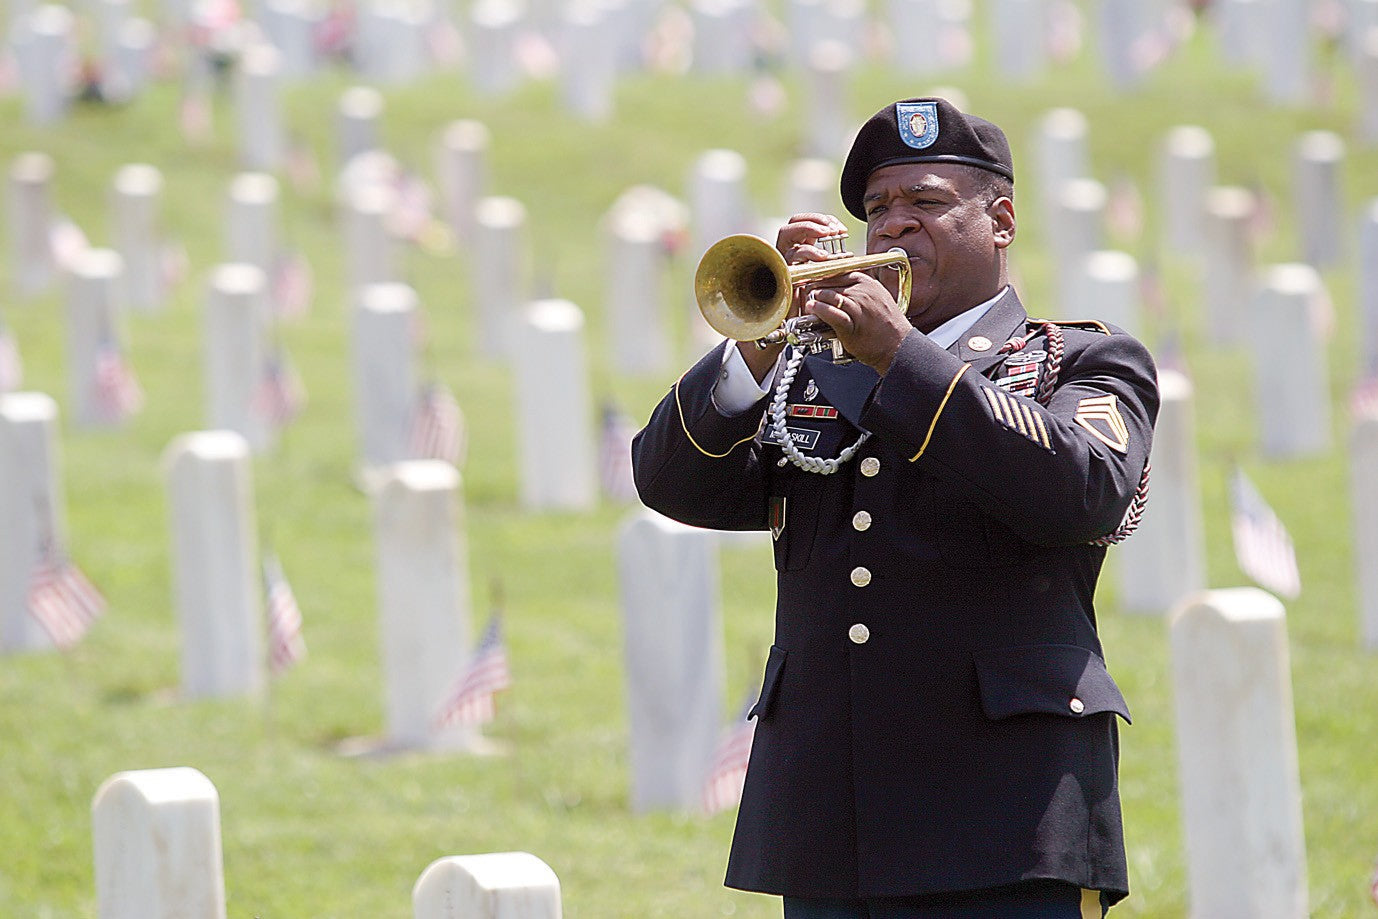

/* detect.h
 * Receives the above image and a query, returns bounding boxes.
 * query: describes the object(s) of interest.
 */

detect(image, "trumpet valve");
[816,232,849,257]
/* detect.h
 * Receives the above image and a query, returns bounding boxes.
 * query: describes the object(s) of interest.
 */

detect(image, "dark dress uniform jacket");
[631,289,1158,906]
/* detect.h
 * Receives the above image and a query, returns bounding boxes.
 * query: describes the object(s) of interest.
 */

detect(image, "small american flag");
[178,90,213,145]
[252,350,306,429]
[270,251,313,319]
[1229,467,1301,599]
[91,342,144,422]
[701,689,758,815]
[263,553,305,675]
[598,404,639,502]
[1370,853,1378,906]
[409,383,464,466]
[1349,374,1378,422]
[432,614,512,730]
[27,545,106,650]
[0,325,21,392]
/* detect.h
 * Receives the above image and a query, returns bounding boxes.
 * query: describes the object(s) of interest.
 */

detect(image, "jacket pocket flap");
[973,644,1131,723]
[747,645,787,721]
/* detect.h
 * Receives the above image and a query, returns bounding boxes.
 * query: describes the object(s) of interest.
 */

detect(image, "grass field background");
[3,3,1378,915]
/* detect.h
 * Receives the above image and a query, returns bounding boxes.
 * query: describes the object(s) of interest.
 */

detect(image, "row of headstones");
[622,502,1311,914]
[1034,108,1378,453]
[0,0,1199,127]
[0,394,494,750]
[1113,362,1378,650]
[93,766,560,919]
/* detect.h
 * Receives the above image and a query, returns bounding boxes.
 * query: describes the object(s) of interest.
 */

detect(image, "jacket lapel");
[947,288,1030,377]
[800,352,879,430]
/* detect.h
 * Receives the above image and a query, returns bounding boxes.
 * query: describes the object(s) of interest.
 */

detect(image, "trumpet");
[694,233,913,353]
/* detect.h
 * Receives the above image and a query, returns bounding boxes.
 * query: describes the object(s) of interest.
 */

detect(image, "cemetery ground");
[4,19,1378,918]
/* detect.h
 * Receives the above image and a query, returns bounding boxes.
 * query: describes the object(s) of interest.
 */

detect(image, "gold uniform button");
[850,566,872,587]
[1069,698,1085,714]
[860,457,881,477]
[852,510,872,531]
[848,623,870,644]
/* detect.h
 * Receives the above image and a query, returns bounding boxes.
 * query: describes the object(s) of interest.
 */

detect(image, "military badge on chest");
[996,348,1045,398]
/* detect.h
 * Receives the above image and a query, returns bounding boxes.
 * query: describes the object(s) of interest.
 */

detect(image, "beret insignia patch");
[1074,394,1130,453]
[896,101,939,150]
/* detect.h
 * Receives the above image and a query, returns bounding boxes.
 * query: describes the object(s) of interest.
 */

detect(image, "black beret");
[840,97,1014,220]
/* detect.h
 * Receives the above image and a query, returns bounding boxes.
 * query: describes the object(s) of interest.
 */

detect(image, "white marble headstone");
[1116,369,1205,614]
[617,509,723,811]
[7,151,57,296]
[203,264,273,452]
[372,460,475,751]
[92,767,227,919]
[1352,414,1378,650]
[1251,264,1331,458]
[235,43,286,171]
[436,119,490,245]
[163,430,265,699]
[0,392,64,653]
[1201,185,1257,346]
[512,299,596,511]
[65,247,129,428]
[352,283,420,472]
[110,163,166,312]
[413,852,562,919]
[1159,125,1216,258]
[1292,130,1345,268]
[1169,588,1309,919]
[472,196,529,359]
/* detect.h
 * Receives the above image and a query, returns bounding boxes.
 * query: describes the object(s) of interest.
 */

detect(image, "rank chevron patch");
[1074,394,1130,453]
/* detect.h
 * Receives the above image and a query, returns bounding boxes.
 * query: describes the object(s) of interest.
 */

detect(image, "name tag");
[762,425,821,451]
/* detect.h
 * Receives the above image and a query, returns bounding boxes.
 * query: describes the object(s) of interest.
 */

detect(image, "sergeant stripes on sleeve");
[980,386,1052,450]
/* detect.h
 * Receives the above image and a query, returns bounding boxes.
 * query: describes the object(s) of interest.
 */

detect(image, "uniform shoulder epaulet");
[1026,318,1113,335]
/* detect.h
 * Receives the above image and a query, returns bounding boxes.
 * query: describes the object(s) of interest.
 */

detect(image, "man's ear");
[990,196,1016,249]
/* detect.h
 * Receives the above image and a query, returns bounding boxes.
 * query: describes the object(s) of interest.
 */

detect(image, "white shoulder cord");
[769,345,870,474]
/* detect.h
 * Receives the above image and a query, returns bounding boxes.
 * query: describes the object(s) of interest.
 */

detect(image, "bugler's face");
[862,162,1015,334]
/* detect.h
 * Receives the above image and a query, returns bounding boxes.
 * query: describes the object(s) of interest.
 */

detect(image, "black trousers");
[782,882,1107,919]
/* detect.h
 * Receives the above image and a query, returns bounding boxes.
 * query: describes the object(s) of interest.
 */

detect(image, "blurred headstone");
[1359,29,1378,145]
[472,196,529,359]
[1262,0,1310,103]
[225,172,279,275]
[885,0,971,75]
[689,149,753,349]
[372,461,476,751]
[1352,411,1378,650]
[436,119,489,245]
[111,163,166,312]
[1201,185,1258,346]
[352,283,420,474]
[1169,588,1309,919]
[13,4,77,125]
[92,767,227,919]
[8,151,57,296]
[0,392,63,653]
[786,0,865,64]
[235,43,286,171]
[1117,369,1205,614]
[1252,264,1331,458]
[782,157,836,218]
[561,2,616,122]
[513,299,597,511]
[261,0,323,78]
[1073,250,1140,335]
[617,509,723,811]
[470,0,524,93]
[1049,178,1106,313]
[604,204,672,377]
[1159,125,1215,258]
[1032,107,1090,227]
[204,264,273,452]
[1359,199,1378,371]
[340,182,399,291]
[164,430,265,700]
[802,41,853,161]
[690,0,756,74]
[1292,130,1345,268]
[65,248,129,428]
[413,853,562,919]
[337,85,384,165]
[990,0,1047,79]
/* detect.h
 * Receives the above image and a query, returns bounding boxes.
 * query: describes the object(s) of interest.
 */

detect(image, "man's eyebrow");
[863,181,952,203]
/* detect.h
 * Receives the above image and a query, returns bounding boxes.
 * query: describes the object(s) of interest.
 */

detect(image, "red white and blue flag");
[92,341,144,422]
[28,543,106,650]
[409,382,464,466]
[252,349,306,429]
[263,553,305,675]
[598,404,639,502]
[432,613,512,730]
[1229,467,1301,599]
[701,689,759,815]
[1349,373,1378,422]
[270,251,313,319]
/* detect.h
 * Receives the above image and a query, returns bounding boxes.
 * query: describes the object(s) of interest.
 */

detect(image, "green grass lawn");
[2,6,1378,916]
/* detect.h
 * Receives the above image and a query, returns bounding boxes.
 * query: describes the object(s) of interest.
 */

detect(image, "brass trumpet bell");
[694,234,912,347]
